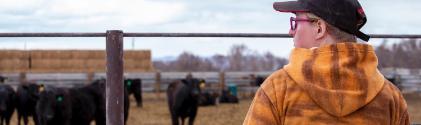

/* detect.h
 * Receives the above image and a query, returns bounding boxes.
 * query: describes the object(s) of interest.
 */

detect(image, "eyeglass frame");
[290,17,318,31]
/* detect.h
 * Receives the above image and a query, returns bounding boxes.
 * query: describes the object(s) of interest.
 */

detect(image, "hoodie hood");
[284,42,385,117]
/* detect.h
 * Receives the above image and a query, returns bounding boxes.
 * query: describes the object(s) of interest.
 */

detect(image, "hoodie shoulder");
[260,69,292,97]
[243,69,294,125]
[381,80,410,125]
[260,69,298,110]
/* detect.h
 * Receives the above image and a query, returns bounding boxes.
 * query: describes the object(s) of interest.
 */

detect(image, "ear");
[315,20,327,40]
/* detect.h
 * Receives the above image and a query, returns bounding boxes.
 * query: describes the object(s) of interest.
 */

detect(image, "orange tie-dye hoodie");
[243,42,409,125]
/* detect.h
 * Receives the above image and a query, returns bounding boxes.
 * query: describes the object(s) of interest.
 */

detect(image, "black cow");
[89,79,129,125]
[386,74,402,89]
[197,81,219,106]
[83,79,106,125]
[198,91,219,106]
[124,78,142,107]
[16,83,41,125]
[36,80,107,125]
[0,84,15,125]
[69,81,103,125]
[255,76,266,87]
[167,78,202,125]
[124,84,130,125]
[219,90,239,103]
[36,86,72,125]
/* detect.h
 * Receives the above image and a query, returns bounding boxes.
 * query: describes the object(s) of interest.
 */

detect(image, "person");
[243,0,410,124]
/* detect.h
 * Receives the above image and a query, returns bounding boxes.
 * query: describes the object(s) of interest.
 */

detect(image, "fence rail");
[2,71,421,92]
[1,32,421,38]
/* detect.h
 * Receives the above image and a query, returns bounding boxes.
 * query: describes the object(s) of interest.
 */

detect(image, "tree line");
[153,44,288,72]
[153,39,421,72]
[376,39,421,69]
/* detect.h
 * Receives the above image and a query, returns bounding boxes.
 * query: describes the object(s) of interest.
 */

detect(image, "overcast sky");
[0,0,420,59]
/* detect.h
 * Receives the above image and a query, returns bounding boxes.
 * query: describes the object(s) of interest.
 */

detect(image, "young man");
[243,0,410,124]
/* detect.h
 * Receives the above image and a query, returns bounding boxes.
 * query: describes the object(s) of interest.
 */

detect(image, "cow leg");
[23,116,29,125]
[181,118,185,125]
[188,116,196,125]
[188,108,198,125]
[17,113,21,125]
[33,114,39,125]
[5,117,10,125]
[134,92,142,107]
[170,115,179,125]
[95,114,106,125]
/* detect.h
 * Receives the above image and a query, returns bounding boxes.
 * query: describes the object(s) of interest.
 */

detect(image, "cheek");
[293,25,315,48]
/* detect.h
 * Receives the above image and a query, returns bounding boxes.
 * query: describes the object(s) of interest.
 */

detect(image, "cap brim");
[273,1,309,12]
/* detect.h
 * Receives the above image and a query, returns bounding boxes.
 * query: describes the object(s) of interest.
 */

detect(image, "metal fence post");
[86,72,94,84]
[155,71,161,98]
[219,71,225,94]
[19,72,26,84]
[106,30,124,125]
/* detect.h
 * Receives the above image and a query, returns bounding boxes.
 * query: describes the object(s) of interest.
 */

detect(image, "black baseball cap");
[274,0,370,41]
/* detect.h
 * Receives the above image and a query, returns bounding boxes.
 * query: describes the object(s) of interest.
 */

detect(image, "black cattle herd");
[0,75,266,125]
[0,77,142,125]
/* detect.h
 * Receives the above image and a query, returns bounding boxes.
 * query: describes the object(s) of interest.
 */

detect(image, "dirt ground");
[404,92,421,124]
[6,92,421,125]
[127,92,421,125]
[126,94,252,125]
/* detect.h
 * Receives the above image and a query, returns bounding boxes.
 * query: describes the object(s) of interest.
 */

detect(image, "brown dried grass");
[6,92,420,125]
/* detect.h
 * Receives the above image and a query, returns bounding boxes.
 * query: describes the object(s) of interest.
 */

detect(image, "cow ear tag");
[39,84,45,92]
[57,96,63,102]
[199,82,206,89]
[127,81,132,87]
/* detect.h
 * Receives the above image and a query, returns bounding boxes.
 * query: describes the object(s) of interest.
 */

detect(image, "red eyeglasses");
[290,17,318,30]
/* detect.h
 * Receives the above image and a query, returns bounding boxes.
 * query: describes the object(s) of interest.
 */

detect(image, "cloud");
[0,0,186,31]
[359,0,421,34]
[0,0,420,59]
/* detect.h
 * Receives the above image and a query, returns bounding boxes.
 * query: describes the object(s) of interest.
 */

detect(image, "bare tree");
[375,39,421,70]
[153,44,289,72]
[211,54,228,71]
[376,40,393,69]
[263,52,276,70]
[173,52,207,71]
[228,44,247,71]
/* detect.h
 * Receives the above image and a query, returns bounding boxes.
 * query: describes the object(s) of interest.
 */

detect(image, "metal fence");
[1,31,420,125]
[2,70,420,93]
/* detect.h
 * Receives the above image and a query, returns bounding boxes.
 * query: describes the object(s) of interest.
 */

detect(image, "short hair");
[306,13,356,42]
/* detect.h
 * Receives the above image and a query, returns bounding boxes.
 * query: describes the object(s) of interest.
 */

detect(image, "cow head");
[181,78,205,98]
[91,79,106,90]
[22,83,42,101]
[36,86,70,124]
[125,79,133,90]
[93,78,106,85]
[124,78,142,92]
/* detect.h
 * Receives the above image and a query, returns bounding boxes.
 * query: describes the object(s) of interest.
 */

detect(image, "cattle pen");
[1,31,421,125]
